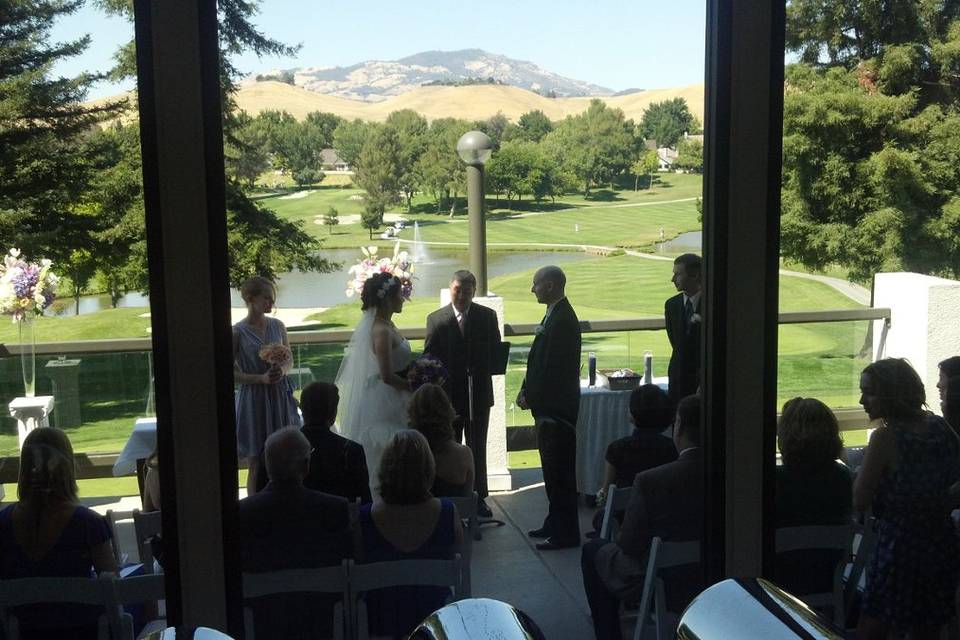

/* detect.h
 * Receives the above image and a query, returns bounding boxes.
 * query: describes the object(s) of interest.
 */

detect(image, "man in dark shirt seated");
[238,427,353,639]
[581,395,704,640]
[301,381,372,504]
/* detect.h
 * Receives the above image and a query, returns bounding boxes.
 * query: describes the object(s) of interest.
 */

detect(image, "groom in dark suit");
[665,253,703,402]
[518,265,582,550]
[425,270,502,517]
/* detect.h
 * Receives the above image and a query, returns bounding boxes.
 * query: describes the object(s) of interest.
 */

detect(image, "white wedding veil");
[334,307,378,442]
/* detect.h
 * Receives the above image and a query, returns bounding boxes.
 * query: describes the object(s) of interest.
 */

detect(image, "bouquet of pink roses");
[259,343,293,375]
[405,354,449,391]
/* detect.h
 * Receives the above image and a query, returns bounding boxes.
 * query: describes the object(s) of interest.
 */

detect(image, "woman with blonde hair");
[358,430,463,638]
[234,276,300,495]
[0,428,117,639]
[408,383,474,497]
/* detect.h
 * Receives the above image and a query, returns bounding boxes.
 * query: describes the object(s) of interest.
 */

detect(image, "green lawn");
[260,173,703,250]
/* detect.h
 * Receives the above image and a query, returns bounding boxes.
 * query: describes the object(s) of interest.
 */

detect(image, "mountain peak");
[262,49,613,102]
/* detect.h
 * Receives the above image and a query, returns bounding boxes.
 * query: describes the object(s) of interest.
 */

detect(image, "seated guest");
[299,381,372,504]
[359,430,464,639]
[603,383,678,491]
[0,428,117,640]
[590,384,677,535]
[238,427,353,640]
[773,397,853,597]
[581,395,704,640]
[408,383,475,497]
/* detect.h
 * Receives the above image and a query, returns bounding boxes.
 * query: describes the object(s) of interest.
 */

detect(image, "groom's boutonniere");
[690,313,702,325]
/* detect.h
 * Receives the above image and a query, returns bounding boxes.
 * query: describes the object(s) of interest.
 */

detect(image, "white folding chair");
[443,492,478,596]
[775,523,855,628]
[600,484,633,542]
[106,509,135,565]
[242,562,350,640]
[105,573,167,640]
[349,555,463,640]
[0,574,113,640]
[133,509,163,572]
[632,538,701,640]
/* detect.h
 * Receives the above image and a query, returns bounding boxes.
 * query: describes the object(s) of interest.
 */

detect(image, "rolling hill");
[234,81,705,123]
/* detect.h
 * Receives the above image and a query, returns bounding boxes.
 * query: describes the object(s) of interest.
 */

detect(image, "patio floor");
[89,467,599,639]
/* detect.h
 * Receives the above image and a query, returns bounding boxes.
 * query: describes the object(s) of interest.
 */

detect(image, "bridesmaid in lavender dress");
[233,277,300,495]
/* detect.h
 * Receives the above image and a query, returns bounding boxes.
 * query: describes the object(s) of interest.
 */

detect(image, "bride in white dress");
[335,272,412,492]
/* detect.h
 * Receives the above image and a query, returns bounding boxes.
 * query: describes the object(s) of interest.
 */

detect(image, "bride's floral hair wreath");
[346,244,414,308]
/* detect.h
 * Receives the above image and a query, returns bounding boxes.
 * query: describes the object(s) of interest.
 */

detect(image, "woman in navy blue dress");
[0,428,117,640]
[233,276,300,495]
[358,430,463,638]
[854,358,960,639]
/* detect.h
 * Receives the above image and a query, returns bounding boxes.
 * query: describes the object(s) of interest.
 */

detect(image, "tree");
[476,111,511,149]
[333,119,378,169]
[0,0,120,276]
[90,0,334,289]
[322,206,340,233]
[225,111,270,187]
[291,167,323,187]
[514,110,554,142]
[674,138,704,173]
[355,127,401,237]
[415,118,471,214]
[630,150,660,191]
[542,100,636,195]
[779,0,960,282]
[640,98,700,149]
[385,110,428,211]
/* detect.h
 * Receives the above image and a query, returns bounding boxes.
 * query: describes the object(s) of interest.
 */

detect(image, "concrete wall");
[873,272,960,412]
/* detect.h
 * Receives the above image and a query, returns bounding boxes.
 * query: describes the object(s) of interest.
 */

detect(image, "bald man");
[518,266,582,550]
[238,427,352,638]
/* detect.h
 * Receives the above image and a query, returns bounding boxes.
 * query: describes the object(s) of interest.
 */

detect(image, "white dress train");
[334,309,412,493]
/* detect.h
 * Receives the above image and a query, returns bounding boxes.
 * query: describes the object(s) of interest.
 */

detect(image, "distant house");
[682,132,704,144]
[657,147,678,171]
[320,149,351,172]
[643,138,658,151]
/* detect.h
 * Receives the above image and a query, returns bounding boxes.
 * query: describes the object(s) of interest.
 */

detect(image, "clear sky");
[51,0,707,100]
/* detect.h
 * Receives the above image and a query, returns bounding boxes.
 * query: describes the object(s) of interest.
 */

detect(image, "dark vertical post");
[133,0,241,632]
[467,164,488,295]
[702,0,786,580]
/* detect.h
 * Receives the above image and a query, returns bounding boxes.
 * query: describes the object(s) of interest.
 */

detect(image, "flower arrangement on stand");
[345,243,414,299]
[0,249,59,397]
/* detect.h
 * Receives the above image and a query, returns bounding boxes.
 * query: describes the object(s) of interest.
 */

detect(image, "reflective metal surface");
[410,597,546,640]
[141,627,236,640]
[677,578,846,639]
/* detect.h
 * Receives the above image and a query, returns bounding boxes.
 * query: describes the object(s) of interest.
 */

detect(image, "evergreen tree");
[0,0,120,266]
[781,0,960,281]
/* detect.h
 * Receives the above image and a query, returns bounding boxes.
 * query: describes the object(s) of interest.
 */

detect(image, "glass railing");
[0,308,890,465]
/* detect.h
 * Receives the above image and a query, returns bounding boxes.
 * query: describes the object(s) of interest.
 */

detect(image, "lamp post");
[456,130,493,295]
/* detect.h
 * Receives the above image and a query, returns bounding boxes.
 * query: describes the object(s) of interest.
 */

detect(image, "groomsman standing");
[518,266,582,550]
[425,270,502,517]
[665,253,703,402]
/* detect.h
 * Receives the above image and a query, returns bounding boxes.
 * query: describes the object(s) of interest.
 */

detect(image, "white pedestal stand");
[9,395,55,450]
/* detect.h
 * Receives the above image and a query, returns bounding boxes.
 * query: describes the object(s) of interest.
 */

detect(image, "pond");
[47,247,591,316]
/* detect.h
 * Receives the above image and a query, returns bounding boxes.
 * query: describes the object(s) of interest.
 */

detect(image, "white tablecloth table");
[114,417,157,476]
[575,377,670,496]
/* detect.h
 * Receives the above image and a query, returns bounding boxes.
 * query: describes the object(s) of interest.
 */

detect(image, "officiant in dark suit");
[665,253,703,402]
[425,269,502,517]
[517,265,582,550]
